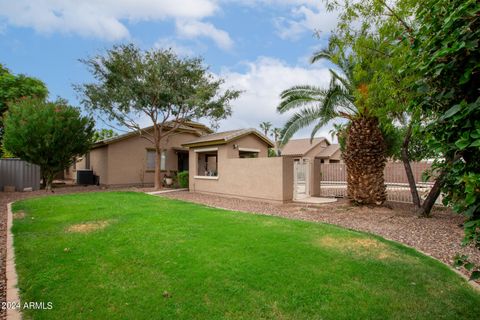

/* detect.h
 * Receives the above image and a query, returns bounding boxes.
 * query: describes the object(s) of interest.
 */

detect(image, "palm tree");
[272,127,282,156]
[259,121,272,137]
[278,49,387,205]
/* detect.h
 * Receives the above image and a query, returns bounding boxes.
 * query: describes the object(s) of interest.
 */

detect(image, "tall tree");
[278,49,387,205]
[272,127,282,156]
[76,44,240,190]
[93,129,118,142]
[408,0,480,279]
[259,121,272,136]
[0,64,48,155]
[3,98,94,190]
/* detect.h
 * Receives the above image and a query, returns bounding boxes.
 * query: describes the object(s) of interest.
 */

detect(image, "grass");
[11,191,480,319]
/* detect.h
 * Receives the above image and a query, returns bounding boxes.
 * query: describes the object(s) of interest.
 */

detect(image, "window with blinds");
[146,149,166,171]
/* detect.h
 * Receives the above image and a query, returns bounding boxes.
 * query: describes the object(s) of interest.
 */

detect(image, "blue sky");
[0,0,339,140]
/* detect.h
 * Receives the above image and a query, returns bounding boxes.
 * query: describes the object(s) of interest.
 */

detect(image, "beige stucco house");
[66,121,211,186]
[280,138,343,163]
[66,124,305,203]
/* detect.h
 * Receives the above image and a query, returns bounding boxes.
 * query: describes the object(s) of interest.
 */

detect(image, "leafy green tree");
[278,48,387,205]
[328,0,480,277]
[259,121,272,137]
[93,129,118,142]
[3,98,94,190]
[408,0,480,279]
[76,44,240,190]
[0,64,48,154]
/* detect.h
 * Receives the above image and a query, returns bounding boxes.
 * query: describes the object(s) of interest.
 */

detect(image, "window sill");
[194,175,219,180]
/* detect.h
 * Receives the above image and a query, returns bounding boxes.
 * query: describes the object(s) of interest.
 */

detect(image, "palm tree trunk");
[343,116,387,205]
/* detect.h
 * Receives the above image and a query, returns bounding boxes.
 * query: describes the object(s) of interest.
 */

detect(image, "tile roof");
[316,144,341,158]
[280,138,327,156]
[182,128,274,147]
[92,121,210,148]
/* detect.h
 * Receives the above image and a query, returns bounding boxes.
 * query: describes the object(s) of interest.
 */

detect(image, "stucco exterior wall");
[330,149,343,162]
[188,132,292,202]
[64,156,88,181]
[189,156,293,202]
[310,158,322,197]
[224,135,269,158]
[105,132,198,185]
[304,140,328,159]
[89,147,108,184]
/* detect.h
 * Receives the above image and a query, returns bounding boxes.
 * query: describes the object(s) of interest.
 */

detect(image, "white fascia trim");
[194,147,219,153]
[238,148,260,153]
[194,175,219,180]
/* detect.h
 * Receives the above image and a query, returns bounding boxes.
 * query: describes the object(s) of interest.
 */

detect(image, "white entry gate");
[293,159,310,199]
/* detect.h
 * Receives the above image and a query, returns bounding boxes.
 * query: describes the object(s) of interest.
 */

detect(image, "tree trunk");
[416,154,458,217]
[343,116,387,205]
[416,171,445,217]
[401,123,421,208]
[41,173,47,190]
[45,172,54,192]
[154,147,162,190]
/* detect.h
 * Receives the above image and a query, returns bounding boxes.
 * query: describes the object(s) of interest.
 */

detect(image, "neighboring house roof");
[280,138,328,156]
[182,128,275,148]
[316,144,342,159]
[92,121,211,149]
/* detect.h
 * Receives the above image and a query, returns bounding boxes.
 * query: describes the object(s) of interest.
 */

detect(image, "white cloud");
[216,57,337,140]
[175,20,233,51]
[153,38,195,56]
[274,3,339,40]
[223,0,339,41]
[0,0,219,41]
[0,0,338,49]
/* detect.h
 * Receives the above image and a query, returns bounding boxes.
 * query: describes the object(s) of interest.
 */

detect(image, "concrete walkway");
[146,188,188,195]
[294,195,337,204]
[6,203,21,320]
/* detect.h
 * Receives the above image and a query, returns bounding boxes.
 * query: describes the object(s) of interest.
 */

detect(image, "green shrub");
[178,171,189,188]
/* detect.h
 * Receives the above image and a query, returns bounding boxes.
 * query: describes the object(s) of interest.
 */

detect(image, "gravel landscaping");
[159,191,480,278]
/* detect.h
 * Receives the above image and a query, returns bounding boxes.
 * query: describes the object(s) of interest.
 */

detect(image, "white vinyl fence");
[0,158,41,191]
[319,162,436,204]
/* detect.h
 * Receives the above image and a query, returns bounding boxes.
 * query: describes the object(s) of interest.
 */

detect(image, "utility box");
[76,169,94,185]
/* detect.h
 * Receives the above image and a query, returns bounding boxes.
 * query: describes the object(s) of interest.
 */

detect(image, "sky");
[0,0,340,141]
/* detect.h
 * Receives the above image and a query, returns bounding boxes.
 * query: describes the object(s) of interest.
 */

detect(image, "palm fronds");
[277,48,361,146]
[280,107,325,145]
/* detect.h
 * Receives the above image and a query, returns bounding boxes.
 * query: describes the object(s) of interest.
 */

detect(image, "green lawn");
[11,192,480,319]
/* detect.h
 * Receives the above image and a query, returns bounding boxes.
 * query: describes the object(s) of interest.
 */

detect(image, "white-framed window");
[146,149,166,171]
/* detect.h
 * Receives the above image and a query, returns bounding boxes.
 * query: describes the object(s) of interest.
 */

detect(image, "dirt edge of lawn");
[6,203,22,320]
